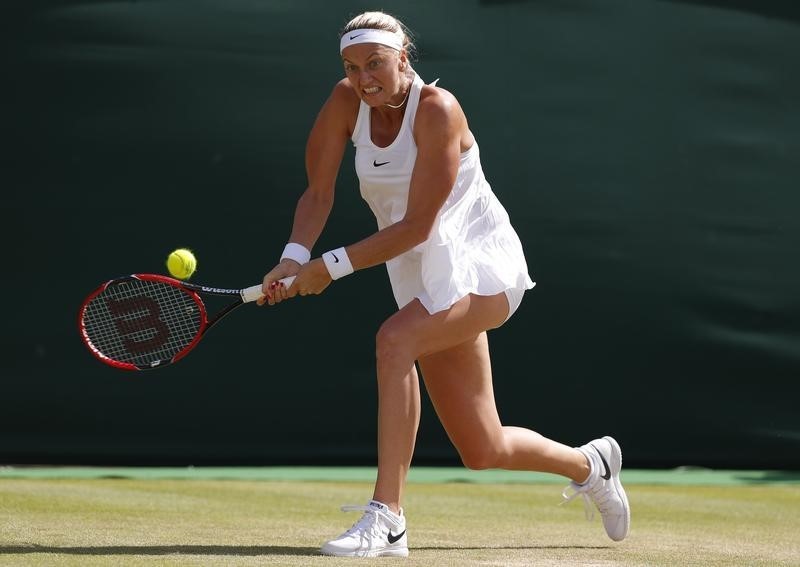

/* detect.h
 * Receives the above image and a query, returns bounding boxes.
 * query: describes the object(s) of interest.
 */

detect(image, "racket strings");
[82,279,203,367]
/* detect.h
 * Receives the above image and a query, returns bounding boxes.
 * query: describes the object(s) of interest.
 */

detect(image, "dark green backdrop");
[4,0,799,468]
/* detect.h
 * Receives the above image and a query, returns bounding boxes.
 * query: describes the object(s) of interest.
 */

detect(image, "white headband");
[340,28,403,54]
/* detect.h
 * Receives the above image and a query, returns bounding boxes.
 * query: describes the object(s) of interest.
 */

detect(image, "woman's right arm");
[260,80,357,300]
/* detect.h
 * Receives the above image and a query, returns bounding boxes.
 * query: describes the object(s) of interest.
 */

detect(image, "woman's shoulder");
[329,78,362,109]
[417,83,465,130]
[317,79,361,136]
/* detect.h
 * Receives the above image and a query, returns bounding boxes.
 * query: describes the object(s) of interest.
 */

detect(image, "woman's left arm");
[347,89,464,268]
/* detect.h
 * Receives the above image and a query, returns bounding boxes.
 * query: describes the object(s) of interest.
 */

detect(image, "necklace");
[385,83,411,109]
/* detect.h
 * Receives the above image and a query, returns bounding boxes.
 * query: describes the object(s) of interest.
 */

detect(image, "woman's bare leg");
[371,293,588,514]
[418,332,588,480]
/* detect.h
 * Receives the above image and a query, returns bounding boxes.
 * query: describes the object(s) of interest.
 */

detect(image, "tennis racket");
[78,273,294,371]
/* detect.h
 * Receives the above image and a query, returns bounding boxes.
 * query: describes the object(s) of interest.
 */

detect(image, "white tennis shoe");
[320,500,409,557]
[562,436,631,541]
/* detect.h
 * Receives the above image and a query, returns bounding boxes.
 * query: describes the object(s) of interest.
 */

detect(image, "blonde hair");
[341,11,417,60]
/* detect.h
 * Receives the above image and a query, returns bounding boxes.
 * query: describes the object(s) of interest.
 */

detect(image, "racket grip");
[241,276,296,303]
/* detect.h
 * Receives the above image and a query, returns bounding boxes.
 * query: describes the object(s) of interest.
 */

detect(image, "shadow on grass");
[0,544,610,555]
[733,471,800,484]
[416,545,611,551]
[0,545,320,556]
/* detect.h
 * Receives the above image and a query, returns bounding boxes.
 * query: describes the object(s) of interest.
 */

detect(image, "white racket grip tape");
[240,276,296,303]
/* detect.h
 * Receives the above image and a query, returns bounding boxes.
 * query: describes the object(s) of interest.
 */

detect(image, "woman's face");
[342,44,406,107]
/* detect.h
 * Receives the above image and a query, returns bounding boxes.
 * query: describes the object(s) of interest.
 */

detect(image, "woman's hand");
[257,259,301,306]
[258,258,332,306]
[290,258,333,298]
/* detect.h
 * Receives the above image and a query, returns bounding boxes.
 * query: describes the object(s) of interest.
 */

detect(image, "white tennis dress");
[352,72,535,314]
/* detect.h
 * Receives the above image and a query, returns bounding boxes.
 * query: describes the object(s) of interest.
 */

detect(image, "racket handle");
[241,276,296,303]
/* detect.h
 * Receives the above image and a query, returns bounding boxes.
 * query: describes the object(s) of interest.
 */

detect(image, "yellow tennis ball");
[166,248,197,280]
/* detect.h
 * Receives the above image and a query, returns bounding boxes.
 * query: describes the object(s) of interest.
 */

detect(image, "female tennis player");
[259,10,630,557]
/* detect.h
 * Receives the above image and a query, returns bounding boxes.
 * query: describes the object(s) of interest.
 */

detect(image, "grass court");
[1,467,798,566]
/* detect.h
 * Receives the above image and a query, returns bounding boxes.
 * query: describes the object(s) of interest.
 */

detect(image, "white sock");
[369,499,402,520]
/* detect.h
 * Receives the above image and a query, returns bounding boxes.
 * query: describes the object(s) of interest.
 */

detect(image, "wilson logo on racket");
[105,295,171,354]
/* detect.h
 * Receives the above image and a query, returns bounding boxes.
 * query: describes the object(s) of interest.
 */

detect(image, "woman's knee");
[375,318,415,368]
[458,443,505,471]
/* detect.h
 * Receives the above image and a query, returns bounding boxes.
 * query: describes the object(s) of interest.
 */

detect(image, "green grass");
[1,478,798,566]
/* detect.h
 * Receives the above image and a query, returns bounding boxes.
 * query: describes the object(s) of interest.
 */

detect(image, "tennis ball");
[166,248,197,280]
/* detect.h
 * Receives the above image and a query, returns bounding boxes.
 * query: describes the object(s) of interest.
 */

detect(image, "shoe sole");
[602,435,630,541]
[320,547,409,558]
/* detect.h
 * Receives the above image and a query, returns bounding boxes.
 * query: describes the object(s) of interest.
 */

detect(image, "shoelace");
[561,482,595,522]
[561,475,619,523]
[341,505,378,537]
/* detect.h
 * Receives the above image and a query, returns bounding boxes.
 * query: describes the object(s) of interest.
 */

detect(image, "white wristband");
[281,242,311,265]
[322,247,354,280]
